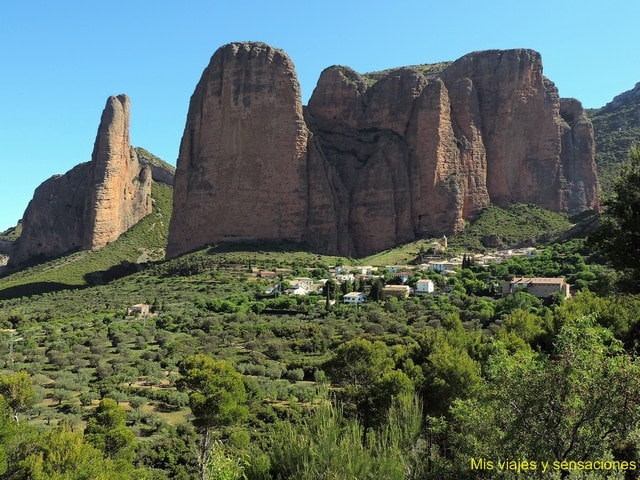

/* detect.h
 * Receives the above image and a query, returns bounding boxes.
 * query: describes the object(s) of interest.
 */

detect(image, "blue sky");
[1,0,639,231]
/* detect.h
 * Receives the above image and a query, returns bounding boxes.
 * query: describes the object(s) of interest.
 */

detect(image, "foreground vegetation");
[0,227,638,478]
[0,151,639,478]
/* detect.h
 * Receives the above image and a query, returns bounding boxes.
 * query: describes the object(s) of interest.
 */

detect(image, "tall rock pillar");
[84,95,152,249]
[166,42,309,258]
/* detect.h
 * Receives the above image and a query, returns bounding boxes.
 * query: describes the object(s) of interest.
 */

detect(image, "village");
[250,240,571,306]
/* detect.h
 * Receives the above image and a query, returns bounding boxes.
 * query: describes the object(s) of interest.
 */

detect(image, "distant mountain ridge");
[588,82,640,193]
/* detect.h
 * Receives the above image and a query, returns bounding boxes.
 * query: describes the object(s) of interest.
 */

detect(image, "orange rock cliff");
[166,43,600,258]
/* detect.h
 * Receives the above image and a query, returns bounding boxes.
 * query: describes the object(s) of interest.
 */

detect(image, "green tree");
[17,423,147,480]
[324,339,415,429]
[269,393,422,480]
[369,278,384,302]
[0,371,35,423]
[324,338,393,390]
[84,398,136,462]
[590,146,640,292]
[177,354,249,480]
[442,316,640,479]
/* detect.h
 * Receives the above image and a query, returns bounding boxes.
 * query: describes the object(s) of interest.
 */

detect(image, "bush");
[285,368,305,382]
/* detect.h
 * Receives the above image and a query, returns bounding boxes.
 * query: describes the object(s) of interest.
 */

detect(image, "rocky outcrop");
[84,95,152,250]
[9,95,152,266]
[166,42,309,258]
[134,147,176,186]
[440,50,600,212]
[167,43,601,258]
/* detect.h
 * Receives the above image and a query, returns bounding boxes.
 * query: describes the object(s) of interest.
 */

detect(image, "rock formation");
[167,43,601,258]
[166,42,309,257]
[9,95,152,266]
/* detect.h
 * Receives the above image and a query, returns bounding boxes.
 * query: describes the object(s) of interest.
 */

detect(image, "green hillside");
[0,182,173,298]
[448,203,576,251]
[1,201,584,299]
[0,203,630,479]
[588,84,640,194]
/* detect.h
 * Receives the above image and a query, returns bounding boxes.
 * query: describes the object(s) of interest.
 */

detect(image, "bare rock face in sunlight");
[9,95,152,267]
[441,49,600,213]
[166,42,309,258]
[167,43,600,258]
[83,95,152,250]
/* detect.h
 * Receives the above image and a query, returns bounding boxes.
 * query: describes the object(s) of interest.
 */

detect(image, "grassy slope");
[356,204,576,265]
[0,201,578,299]
[0,183,172,295]
[447,204,574,251]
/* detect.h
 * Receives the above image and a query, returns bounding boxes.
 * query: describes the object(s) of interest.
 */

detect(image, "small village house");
[343,291,366,304]
[502,277,571,299]
[336,273,355,283]
[127,303,150,316]
[428,261,460,273]
[382,285,411,299]
[415,279,435,294]
[393,271,412,284]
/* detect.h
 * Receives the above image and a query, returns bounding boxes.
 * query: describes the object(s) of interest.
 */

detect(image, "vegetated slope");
[448,204,575,251]
[0,198,581,300]
[0,182,172,298]
[134,146,176,185]
[0,224,22,243]
[588,82,640,194]
[0,193,622,480]
[337,204,577,266]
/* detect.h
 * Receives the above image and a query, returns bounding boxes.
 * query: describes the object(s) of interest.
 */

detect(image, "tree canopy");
[591,145,640,291]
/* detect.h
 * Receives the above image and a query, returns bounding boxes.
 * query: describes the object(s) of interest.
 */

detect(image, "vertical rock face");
[559,98,600,212]
[166,42,309,258]
[441,49,600,212]
[84,95,152,249]
[9,163,91,266]
[9,94,152,266]
[167,43,600,258]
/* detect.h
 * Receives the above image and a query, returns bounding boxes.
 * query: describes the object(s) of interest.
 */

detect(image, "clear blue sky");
[1,0,639,231]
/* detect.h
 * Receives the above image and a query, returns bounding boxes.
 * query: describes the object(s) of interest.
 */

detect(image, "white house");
[385,265,413,274]
[415,279,435,294]
[285,284,310,296]
[428,261,459,273]
[393,271,412,284]
[343,291,366,304]
[336,273,355,283]
[354,266,376,275]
